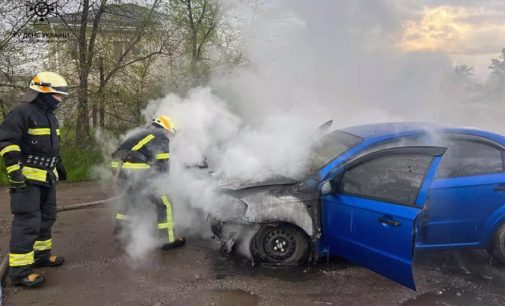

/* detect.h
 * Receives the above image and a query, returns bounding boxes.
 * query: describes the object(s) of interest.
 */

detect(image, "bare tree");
[48,0,108,144]
[90,0,173,128]
[169,0,220,85]
[0,2,33,52]
[0,2,40,119]
[51,0,173,144]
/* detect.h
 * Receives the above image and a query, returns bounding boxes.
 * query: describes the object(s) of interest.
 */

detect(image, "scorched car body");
[212,122,505,290]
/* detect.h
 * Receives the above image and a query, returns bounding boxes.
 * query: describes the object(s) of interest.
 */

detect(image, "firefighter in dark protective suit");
[111,115,186,250]
[0,72,68,288]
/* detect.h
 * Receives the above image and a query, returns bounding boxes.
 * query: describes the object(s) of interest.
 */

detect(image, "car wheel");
[251,223,310,267]
[490,223,505,265]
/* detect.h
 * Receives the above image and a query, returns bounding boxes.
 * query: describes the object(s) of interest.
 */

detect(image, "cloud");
[399,6,472,52]
[398,4,505,56]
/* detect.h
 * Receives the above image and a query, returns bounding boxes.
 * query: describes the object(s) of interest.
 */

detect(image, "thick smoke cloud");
[213,0,504,131]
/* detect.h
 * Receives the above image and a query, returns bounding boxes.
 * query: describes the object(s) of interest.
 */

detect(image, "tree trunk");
[98,56,106,128]
[91,103,97,128]
[76,0,90,145]
[99,97,105,128]
[76,71,90,144]
[75,0,106,144]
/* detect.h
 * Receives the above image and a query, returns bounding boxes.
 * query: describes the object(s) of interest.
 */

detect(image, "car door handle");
[378,216,401,227]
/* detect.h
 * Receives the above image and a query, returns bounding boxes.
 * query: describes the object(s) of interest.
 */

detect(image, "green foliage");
[0,163,7,185]
[169,0,219,62]
[59,146,103,182]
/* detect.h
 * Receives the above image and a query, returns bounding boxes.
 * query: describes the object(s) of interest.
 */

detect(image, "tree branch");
[196,0,208,27]
[102,0,162,85]
[104,47,169,85]
[105,110,139,124]
[87,0,107,68]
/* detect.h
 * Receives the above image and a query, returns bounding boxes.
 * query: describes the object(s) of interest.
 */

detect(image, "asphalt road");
[0,182,504,306]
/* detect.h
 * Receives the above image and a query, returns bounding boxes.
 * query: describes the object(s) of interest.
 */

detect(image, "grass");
[0,146,103,185]
[58,146,104,182]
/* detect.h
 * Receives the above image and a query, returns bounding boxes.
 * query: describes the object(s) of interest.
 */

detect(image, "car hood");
[216,182,318,236]
[236,183,319,202]
[216,174,301,191]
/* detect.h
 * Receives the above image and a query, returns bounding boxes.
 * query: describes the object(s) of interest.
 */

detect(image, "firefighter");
[0,72,68,288]
[111,115,185,250]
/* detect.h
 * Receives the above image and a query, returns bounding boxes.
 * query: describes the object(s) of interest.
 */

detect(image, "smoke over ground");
[108,0,505,260]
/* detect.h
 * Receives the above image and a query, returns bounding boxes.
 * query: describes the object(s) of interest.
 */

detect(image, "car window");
[347,134,425,163]
[306,130,363,174]
[437,139,504,178]
[338,154,433,205]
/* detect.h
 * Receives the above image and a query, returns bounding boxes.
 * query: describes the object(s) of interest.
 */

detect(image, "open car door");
[320,146,446,290]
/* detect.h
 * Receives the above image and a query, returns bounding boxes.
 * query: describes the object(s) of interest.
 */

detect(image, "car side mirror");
[320,181,333,195]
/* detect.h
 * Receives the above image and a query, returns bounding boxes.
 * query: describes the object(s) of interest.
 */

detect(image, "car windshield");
[305,130,363,175]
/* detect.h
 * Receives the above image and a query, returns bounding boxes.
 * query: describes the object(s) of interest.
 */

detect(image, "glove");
[56,162,67,181]
[111,149,147,163]
[8,169,26,189]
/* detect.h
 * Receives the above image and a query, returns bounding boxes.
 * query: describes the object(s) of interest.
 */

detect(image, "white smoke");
[142,88,321,239]
[124,208,159,260]
[144,87,319,180]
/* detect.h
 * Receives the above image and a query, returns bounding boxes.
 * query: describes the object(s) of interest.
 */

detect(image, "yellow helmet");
[29,71,68,95]
[152,115,176,134]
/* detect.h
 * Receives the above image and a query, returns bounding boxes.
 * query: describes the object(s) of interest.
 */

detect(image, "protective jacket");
[0,97,64,185]
[111,126,170,173]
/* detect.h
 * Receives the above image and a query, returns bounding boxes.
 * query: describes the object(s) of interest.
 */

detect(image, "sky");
[394,0,505,79]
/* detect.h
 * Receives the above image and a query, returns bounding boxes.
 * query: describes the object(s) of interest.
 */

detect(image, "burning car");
[211,122,505,290]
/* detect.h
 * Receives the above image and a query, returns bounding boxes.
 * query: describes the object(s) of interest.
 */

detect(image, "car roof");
[341,122,437,138]
[340,122,505,145]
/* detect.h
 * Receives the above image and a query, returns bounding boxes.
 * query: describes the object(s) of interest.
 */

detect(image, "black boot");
[34,255,64,267]
[113,222,124,236]
[161,237,186,250]
[12,273,45,288]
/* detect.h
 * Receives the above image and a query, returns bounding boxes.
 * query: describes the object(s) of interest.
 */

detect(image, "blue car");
[212,122,505,290]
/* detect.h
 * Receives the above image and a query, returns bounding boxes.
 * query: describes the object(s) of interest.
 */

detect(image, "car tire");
[251,223,310,267]
[490,223,505,265]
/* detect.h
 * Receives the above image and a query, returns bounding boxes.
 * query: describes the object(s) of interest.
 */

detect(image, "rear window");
[437,139,504,178]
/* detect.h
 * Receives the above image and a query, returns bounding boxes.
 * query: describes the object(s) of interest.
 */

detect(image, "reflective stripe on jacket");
[111,127,170,173]
[0,97,61,185]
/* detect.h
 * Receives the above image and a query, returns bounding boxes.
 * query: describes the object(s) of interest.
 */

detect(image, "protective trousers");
[155,195,175,243]
[8,183,56,281]
[114,182,176,244]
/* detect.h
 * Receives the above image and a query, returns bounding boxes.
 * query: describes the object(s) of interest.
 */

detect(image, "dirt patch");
[197,289,258,306]
[403,287,502,306]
